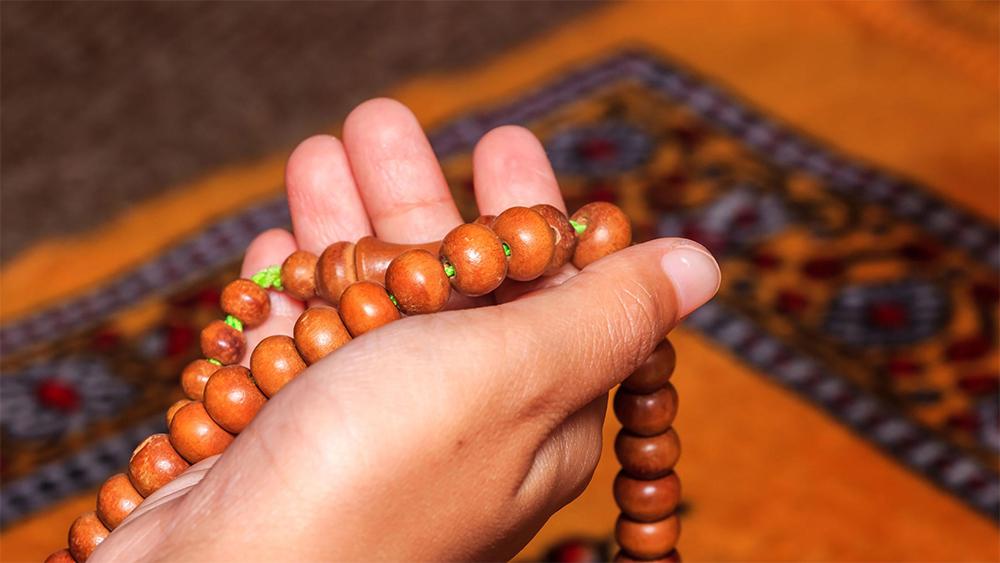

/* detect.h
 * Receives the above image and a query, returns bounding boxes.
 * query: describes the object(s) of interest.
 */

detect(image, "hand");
[91,99,720,562]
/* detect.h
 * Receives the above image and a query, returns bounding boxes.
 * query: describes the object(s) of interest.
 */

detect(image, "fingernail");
[661,247,721,317]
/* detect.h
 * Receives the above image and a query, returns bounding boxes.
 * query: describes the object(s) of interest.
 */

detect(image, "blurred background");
[1,2,998,561]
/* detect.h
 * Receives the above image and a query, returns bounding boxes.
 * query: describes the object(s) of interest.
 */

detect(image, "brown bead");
[613,384,678,437]
[613,549,681,563]
[615,428,681,480]
[68,512,109,562]
[169,402,234,463]
[180,359,217,401]
[220,279,270,328]
[293,307,352,364]
[571,201,632,269]
[203,366,267,434]
[532,204,577,275]
[439,223,507,296]
[491,206,555,281]
[338,281,401,337]
[281,250,319,301]
[616,514,680,560]
[251,335,308,396]
[166,399,192,426]
[128,433,190,497]
[354,237,441,287]
[385,249,451,315]
[473,214,496,229]
[200,320,245,365]
[44,549,76,563]
[96,473,143,530]
[623,339,676,394]
[316,241,357,306]
[614,471,681,522]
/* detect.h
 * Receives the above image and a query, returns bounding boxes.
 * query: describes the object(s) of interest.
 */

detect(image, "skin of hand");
[90,98,720,562]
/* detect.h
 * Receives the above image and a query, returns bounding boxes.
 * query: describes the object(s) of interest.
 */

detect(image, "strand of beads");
[612,339,682,562]
[48,202,644,562]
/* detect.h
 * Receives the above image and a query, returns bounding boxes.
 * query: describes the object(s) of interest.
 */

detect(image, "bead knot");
[251,265,284,291]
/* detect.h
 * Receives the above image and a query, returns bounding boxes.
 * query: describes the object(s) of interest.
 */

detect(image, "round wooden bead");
[439,223,507,296]
[385,249,451,315]
[293,307,352,364]
[338,281,401,337]
[616,514,680,560]
[128,433,190,497]
[180,359,217,401]
[615,428,681,480]
[169,402,234,463]
[613,471,681,523]
[204,366,267,434]
[44,549,76,563]
[200,320,245,365]
[613,549,681,563]
[281,250,319,301]
[166,399,192,426]
[571,202,632,269]
[220,279,270,328]
[68,512,109,562]
[251,335,308,396]
[96,473,143,530]
[613,384,678,437]
[316,241,357,306]
[532,204,577,274]
[491,206,555,281]
[623,339,676,393]
[473,215,496,229]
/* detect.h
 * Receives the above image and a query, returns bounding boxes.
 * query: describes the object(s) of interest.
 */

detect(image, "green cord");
[443,262,456,278]
[502,242,511,257]
[251,265,284,291]
[225,315,244,332]
[207,358,222,366]
[388,293,399,308]
[569,219,587,235]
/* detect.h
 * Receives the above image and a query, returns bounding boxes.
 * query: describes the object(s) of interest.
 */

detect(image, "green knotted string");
[225,314,244,332]
[569,219,587,235]
[207,358,222,366]
[251,265,284,291]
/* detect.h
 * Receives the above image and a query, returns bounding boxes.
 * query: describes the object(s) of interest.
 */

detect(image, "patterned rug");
[2,3,998,560]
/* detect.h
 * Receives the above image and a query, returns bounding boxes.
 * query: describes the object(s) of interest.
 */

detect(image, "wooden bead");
[180,359,217,401]
[128,433,189,497]
[338,281,401,337]
[385,249,451,315]
[439,223,507,296]
[615,428,681,480]
[532,204,577,274]
[616,514,680,560]
[613,384,678,437]
[166,399,192,426]
[220,279,270,328]
[68,512,109,562]
[316,241,357,306]
[96,473,142,530]
[473,214,496,228]
[571,202,632,269]
[491,206,555,281]
[204,366,267,434]
[251,335,307,395]
[613,471,681,522]
[354,237,441,287]
[281,250,319,301]
[623,339,676,393]
[293,307,352,364]
[613,549,681,563]
[169,402,234,463]
[200,320,245,365]
[44,549,76,563]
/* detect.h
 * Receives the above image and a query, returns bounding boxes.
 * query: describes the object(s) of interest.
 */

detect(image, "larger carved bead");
[338,281,401,337]
[385,249,451,315]
[439,223,507,296]
[252,334,308,395]
[293,307,352,364]
[204,366,267,434]
[316,241,357,306]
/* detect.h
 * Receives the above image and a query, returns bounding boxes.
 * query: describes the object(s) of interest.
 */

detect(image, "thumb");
[486,238,719,415]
